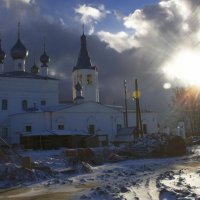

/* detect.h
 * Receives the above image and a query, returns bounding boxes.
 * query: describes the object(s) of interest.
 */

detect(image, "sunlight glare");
[162,49,200,86]
[163,82,171,89]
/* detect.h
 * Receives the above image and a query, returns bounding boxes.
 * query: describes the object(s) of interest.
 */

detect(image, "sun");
[162,49,200,86]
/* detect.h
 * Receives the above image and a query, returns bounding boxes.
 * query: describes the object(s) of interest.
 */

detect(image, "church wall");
[0,77,59,142]
[0,77,58,113]
[8,104,124,144]
[8,108,158,144]
[72,69,99,102]
[52,111,123,140]
[9,112,51,144]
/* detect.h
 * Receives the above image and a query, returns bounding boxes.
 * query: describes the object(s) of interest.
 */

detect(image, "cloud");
[123,9,152,36]
[113,10,124,21]
[97,31,139,53]
[3,0,34,8]
[74,4,110,24]
[97,0,200,54]
[74,4,110,34]
[97,7,154,52]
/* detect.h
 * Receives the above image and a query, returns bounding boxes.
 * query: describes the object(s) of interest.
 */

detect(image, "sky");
[1,0,200,123]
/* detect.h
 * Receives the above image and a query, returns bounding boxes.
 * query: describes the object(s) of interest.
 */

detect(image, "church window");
[25,125,32,132]
[2,99,8,110]
[88,124,95,135]
[2,127,8,139]
[41,100,46,106]
[58,124,64,130]
[22,100,28,110]
[87,74,93,85]
[117,124,122,131]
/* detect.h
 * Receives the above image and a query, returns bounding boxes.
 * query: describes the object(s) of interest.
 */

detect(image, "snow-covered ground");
[1,146,200,200]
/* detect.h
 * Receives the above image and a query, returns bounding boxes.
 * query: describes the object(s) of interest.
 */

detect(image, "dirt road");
[1,156,200,200]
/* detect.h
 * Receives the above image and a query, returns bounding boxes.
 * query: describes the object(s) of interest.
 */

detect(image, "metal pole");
[138,97,143,137]
[135,79,139,137]
[124,80,128,127]
[134,79,143,137]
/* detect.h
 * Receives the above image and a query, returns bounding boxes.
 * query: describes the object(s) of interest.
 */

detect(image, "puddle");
[0,182,98,200]
[159,189,177,200]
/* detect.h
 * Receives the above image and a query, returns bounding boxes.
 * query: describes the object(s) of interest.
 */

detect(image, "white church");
[0,24,158,147]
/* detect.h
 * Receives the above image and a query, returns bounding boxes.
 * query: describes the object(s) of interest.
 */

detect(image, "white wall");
[9,112,50,144]
[0,77,59,142]
[8,103,158,144]
[52,102,123,140]
[9,102,124,143]
[72,69,99,102]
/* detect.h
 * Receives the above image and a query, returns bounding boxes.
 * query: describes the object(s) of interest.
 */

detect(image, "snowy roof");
[105,105,155,113]
[21,129,89,136]
[41,104,74,112]
[105,104,124,111]
[45,101,122,113]
[0,71,57,80]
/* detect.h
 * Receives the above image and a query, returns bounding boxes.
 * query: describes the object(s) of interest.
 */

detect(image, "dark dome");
[0,40,6,63]
[40,51,50,64]
[31,63,39,74]
[75,82,82,91]
[10,39,28,60]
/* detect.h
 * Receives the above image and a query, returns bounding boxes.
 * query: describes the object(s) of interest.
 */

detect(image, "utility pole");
[133,79,143,138]
[124,80,128,128]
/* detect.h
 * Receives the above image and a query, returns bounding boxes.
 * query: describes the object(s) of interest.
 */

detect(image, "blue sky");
[23,0,161,36]
[0,0,200,121]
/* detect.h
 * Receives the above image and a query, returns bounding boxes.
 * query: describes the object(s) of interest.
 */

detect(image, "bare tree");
[171,86,200,136]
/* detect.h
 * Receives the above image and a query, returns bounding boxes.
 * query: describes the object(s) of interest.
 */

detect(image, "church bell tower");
[72,31,99,103]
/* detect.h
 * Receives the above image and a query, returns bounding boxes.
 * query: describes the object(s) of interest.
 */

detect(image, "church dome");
[0,40,6,63]
[75,82,82,91]
[40,51,50,64]
[40,37,50,67]
[31,62,39,74]
[10,23,28,60]
[10,39,28,60]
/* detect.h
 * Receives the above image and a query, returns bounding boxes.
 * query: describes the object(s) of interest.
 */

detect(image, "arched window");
[22,100,28,110]
[87,74,93,85]
[87,116,96,134]
[2,99,8,110]
[56,117,65,130]
[88,124,95,135]
[25,125,32,132]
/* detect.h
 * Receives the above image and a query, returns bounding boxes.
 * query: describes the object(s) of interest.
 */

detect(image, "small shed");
[20,130,100,149]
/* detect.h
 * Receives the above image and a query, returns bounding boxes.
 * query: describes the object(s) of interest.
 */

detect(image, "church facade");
[0,24,158,145]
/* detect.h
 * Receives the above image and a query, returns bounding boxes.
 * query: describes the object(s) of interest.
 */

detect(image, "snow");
[0,146,200,199]
[21,129,89,136]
